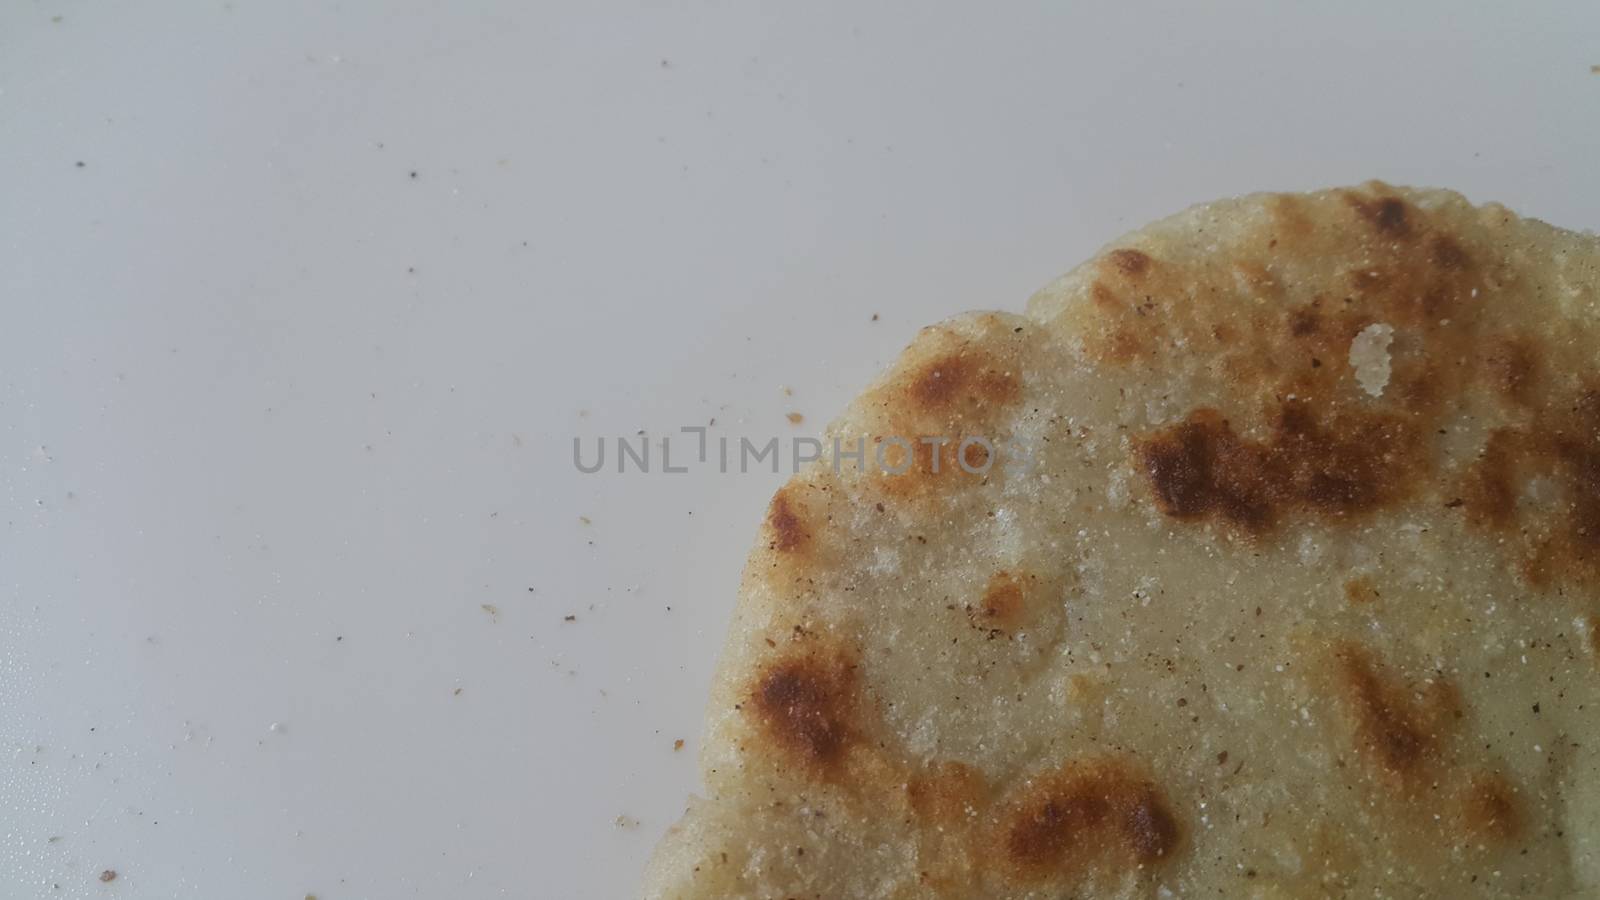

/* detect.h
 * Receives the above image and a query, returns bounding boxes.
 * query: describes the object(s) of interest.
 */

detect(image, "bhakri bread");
[644,183,1600,898]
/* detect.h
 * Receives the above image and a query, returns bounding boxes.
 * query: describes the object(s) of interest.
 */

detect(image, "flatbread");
[644,183,1600,898]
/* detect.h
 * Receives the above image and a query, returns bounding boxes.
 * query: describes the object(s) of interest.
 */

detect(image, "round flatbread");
[645,183,1600,898]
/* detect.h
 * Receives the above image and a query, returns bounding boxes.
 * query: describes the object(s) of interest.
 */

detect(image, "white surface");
[1,2,1596,897]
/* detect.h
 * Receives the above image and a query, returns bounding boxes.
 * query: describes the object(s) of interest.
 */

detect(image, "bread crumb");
[673,739,685,751]
[99,870,117,882]
[786,412,804,425]
[1349,323,1395,397]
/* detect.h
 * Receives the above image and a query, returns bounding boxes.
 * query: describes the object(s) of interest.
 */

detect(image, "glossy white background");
[1,2,1596,897]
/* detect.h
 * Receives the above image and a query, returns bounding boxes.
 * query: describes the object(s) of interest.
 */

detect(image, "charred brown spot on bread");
[1135,402,1423,532]
[1457,771,1521,843]
[1288,307,1321,337]
[1344,192,1412,237]
[963,441,991,470]
[907,353,1020,413]
[968,571,1031,632]
[906,761,988,824]
[1460,430,1521,530]
[765,485,811,553]
[997,757,1180,881]
[1103,248,1152,278]
[1343,576,1380,605]
[750,649,860,775]
[858,322,1027,500]
[1121,792,1181,862]
[1457,388,1600,584]
[1090,280,1123,312]
[1429,234,1470,271]
[1137,410,1269,528]
[1331,642,1456,779]
[1486,337,1538,405]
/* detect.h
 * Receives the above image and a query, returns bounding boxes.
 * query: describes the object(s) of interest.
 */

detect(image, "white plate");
[2,2,1596,898]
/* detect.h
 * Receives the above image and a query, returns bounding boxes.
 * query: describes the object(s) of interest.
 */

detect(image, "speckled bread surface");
[646,183,1600,899]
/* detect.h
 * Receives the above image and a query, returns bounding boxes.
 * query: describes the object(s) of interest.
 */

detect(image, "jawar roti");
[645,182,1600,899]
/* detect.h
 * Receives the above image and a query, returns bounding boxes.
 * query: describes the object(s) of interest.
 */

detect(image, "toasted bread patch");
[996,757,1180,881]
[1135,402,1422,532]
[749,648,861,778]
[1331,642,1458,779]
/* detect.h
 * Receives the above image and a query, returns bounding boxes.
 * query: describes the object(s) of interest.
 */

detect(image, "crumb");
[481,603,500,619]
[781,385,793,396]
[673,739,685,751]
[870,313,879,321]
[615,815,639,828]
[563,614,577,622]
[1593,64,1600,74]
[453,687,463,696]
[579,516,591,525]
[786,412,804,425]
[99,870,117,883]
